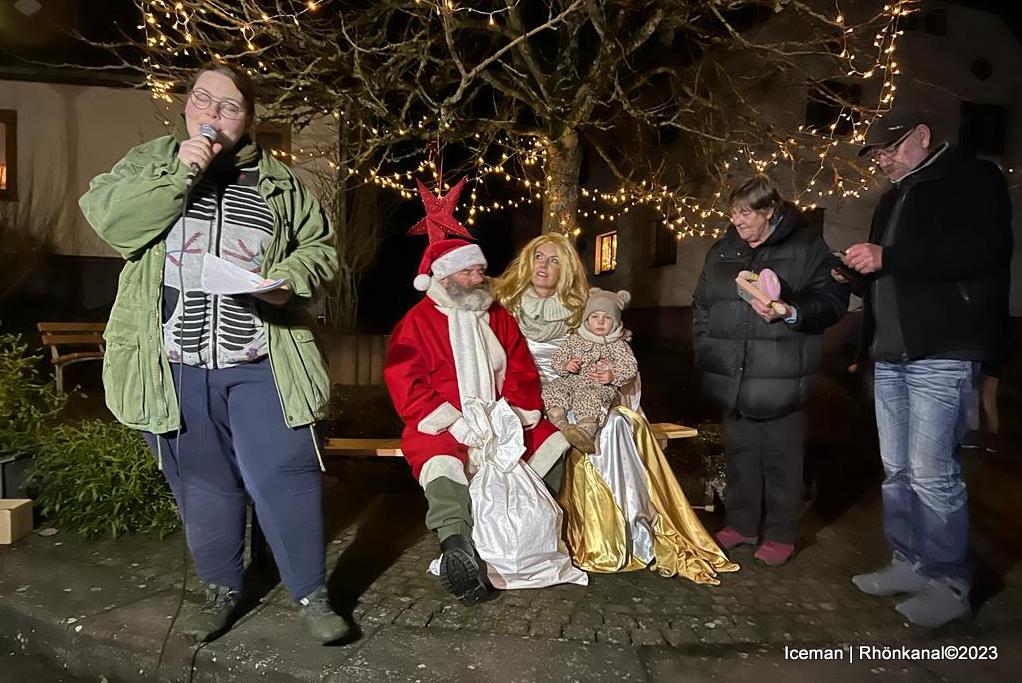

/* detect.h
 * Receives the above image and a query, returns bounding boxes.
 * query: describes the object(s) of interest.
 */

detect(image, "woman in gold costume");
[494,233,738,585]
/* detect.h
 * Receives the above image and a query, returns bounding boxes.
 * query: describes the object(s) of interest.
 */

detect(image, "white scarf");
[426,281,506,402]
[517,287,574,342]
[577,322,628,345]
[427,281,519,472]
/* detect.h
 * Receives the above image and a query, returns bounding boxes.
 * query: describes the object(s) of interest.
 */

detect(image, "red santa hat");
[413,238,488,291]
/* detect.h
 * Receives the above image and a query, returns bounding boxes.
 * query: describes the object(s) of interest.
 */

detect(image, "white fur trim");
[418,455,469,488]
[417,401,462,435]
[431,244,486,280]
[526,430,569,478]
[413,274,432,291]
[511,405,541,429]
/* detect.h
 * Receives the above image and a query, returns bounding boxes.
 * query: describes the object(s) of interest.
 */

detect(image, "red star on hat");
[405,177,473,243]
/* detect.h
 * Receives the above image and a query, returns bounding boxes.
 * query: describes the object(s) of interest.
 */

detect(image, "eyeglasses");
[871,129,914,161]
[188,89,245,120]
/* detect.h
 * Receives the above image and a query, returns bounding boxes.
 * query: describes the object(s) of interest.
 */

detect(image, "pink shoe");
[713,527,757,550]
[754,541,795,566]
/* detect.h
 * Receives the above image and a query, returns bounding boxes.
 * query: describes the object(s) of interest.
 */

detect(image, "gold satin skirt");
[557,407,740,585]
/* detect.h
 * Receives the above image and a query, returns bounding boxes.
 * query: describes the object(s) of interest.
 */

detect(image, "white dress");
[528,336,657,565]
[516,290,737,583]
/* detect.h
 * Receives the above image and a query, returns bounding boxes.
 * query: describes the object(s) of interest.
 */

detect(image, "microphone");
[186,124,220,185]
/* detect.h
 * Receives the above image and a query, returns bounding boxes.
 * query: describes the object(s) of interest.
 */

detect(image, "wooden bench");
[322,422,697,458]
[321,423,714,510]
[36,322,106,393]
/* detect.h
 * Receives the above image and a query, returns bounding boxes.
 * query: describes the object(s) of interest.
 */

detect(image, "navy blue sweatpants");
[144,359,325,601]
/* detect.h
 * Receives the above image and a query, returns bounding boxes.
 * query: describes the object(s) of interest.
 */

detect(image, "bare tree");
[92,0,908,318]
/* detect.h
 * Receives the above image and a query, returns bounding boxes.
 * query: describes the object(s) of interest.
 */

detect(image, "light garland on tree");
[136,0,915,243]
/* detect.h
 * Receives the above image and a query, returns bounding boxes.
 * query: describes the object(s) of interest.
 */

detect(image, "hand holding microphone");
[178,124,221,183]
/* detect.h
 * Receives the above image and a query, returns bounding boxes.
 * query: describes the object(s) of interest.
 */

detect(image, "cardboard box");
[0,499,32,544]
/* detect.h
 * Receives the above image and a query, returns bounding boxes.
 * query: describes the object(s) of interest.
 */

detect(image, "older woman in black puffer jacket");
[693,175,849,566]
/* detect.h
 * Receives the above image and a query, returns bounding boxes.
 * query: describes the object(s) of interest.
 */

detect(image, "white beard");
[445,281,493,311]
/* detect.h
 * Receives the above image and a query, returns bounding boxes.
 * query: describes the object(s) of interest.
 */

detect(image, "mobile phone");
[830,250,857,281]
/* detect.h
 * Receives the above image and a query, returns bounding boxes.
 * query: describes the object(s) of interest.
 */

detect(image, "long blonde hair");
[493,233,589,328]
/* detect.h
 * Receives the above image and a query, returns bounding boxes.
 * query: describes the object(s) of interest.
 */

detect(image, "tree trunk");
[541,129,582,234]
[327,120,355,331]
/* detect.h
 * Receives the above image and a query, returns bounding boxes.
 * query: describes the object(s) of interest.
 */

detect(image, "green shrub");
[32,419,180,539]
[0,330,67,459]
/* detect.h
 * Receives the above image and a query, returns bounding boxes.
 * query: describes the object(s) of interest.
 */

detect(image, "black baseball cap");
[857,108,929,156]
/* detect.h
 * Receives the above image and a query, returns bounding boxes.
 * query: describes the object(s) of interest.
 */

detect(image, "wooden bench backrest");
[36,322,106,333]
[36,323,106,363]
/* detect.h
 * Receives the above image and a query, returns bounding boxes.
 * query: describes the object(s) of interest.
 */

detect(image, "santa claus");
[384,237,572,605]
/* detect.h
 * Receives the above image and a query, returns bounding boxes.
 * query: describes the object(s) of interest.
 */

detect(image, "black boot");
[179,583,241,642]
[438,534,498,606]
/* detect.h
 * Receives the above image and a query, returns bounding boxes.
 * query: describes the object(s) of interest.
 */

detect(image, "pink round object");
[757,268,781,300]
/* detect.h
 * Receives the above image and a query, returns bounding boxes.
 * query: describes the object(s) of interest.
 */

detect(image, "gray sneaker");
[297,586,351,644]
[852,554,927,596]
[895,578,971,628]
[179,583,241,642]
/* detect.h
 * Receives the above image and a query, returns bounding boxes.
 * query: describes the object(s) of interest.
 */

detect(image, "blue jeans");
[873,359,976,583]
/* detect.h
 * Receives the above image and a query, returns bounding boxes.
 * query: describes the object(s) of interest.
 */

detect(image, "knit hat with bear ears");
[582,287,631,329]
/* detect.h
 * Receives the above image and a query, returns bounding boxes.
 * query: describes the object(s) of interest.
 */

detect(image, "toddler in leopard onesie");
[542,288,638,453]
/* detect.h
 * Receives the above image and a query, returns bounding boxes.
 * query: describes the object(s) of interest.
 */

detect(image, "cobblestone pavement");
[3,372,1021,681]
[3,442,1020,682]
[334,467,1022,652]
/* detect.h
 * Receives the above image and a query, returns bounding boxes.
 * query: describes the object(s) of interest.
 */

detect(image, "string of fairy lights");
[137,0,915,242]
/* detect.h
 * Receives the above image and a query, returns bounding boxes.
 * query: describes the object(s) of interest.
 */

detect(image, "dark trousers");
[722,410,805,544]
[144,359,325,601]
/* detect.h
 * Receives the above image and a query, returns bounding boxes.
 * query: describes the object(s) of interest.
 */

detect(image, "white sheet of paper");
[199,252,286,295]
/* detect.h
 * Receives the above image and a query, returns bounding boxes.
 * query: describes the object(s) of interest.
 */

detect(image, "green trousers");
[422,457,565,541]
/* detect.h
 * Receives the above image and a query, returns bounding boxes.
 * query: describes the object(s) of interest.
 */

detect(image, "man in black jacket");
[841,108,1013,628]
[694,175,849,567]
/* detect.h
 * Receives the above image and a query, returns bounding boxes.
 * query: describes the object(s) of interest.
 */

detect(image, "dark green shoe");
[179,583,241,642]
[297,586,351,644]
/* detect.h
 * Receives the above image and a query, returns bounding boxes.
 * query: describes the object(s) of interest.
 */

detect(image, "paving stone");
[561,624,596,642]
[394,607,433,628]
[492,619,530,636]
[634,616,663,631]
[570,610,604,627]
[662,627,701,647]
[629,628,665,646]
[696,628,734,645]
[596,626,630,645]
[603,613,637,629]
[529,620,563,639]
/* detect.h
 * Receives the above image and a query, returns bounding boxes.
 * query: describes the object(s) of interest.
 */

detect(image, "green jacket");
[79,135,338,434]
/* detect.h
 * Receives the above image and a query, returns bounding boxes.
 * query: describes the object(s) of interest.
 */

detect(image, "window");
[959,101,1006,155]
[805,81,861,136]
[255,122,292,165]
[653,224,677,266]
[0,110,16,201]
[594,231,617,275]
[901,9,946,37]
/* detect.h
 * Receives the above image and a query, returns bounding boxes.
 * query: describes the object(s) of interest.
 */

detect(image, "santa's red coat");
[384,296,562,481]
